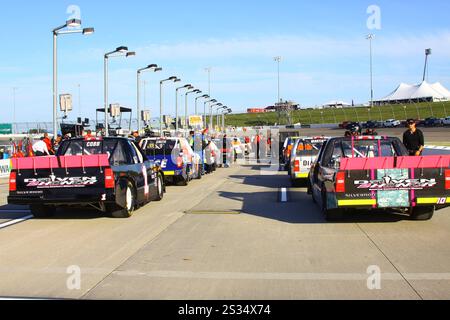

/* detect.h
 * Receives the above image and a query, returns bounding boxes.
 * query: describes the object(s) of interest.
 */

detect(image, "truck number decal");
[438,198,447,205]
[86,141,101,147]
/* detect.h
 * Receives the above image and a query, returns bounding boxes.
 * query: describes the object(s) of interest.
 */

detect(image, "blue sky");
[1,0,450,123]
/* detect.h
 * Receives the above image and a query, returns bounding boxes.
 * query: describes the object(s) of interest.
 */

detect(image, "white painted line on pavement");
[280,188,288,202]
[0,215,34,230]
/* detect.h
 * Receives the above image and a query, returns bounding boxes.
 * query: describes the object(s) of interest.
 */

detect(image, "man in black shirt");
[403,119,425,156]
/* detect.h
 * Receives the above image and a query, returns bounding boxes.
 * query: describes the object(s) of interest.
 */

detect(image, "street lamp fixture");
[175,84,193,131]
[137,64,162,132]
[210,103,222,130]
[185,89,202,130]
[160,77,180,133]
[104,46,135,136]
[52,18,94,137]
[195,94,209,115]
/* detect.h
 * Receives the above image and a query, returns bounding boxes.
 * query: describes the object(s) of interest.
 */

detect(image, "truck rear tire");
[30,205,56,218]
[322,189,343,222]
[410,206,435,221]
[154,174,164,201]
[109,182,136,218]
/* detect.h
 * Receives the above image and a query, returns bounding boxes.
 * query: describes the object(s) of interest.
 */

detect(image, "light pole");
[176,84,193,132]
[77,84,81,118]
[12,87,18,134]
[53,19,94,137]
[185,89,202,130]
[216,106,227,128]
[210,103,222,130]
[160,77,180,134]
[274,56,282,103]
[104,46,135,137]
[195,94,209,115]
[423,48,432,82]
[222,108,232,132]
[366,34,374,109]
[137,64,162,133]
[204,99,217,128]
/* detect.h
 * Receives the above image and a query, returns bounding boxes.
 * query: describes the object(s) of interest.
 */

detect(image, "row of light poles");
[52,18,231,137]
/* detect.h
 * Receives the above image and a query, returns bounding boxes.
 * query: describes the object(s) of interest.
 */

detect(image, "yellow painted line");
[417,198,450,205]
[338,199,377,206]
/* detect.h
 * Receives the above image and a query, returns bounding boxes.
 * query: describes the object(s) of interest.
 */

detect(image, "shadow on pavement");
[221,171,411,224]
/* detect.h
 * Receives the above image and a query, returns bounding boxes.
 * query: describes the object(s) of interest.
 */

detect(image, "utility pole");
[423,48,432,82]
[274,56,281,103]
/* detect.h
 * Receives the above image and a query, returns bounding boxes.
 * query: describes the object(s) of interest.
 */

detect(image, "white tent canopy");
[375,81,450,105]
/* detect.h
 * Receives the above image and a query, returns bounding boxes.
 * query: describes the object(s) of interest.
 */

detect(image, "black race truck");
[8,137,165,218]
[308,136,450,221]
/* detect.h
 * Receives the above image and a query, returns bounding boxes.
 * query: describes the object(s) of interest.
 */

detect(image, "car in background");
[289,137,328,187]
[443,116,450,126]
[140,137,201,186]
[424,117,443,127]
[383,119,401,128]
[363,120,380,129]
[282,137,301,171]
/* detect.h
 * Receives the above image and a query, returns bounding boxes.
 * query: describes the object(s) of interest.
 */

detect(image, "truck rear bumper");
[8,194,115,206]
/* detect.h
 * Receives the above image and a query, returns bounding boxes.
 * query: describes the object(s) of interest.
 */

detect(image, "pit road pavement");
[0,163,449,300]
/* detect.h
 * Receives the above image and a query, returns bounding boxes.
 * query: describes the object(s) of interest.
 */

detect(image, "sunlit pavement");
[0,162,449,300]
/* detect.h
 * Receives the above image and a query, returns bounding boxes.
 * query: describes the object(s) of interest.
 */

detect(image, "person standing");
[256,133,261,163]
[32,137,50,157]
[43,133,55,155]
[403,119,425,156]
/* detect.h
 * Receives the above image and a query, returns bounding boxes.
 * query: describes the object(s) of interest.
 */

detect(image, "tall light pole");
[210,103,222,130]
[160,77,180,134]
[366,34,374,109]
[185,89,201,129]
[216,105,227,128]
[53,19,94,137]
[176,84,193,131]
[104,46,135,137]
[12,87,18,134]
[423,48,432,82]
[204,99,217,128]
[222,108,232,133]
[195,94,209,115]
[137,64,162,133]
[274,56,282,103]
[77,84,81,118]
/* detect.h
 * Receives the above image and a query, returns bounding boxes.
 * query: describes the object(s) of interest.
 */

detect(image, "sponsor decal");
[355,176,437,191]
[85,141,101,148]
[25,176,98,188]
[344,193,373,199]
[0,159,11,177]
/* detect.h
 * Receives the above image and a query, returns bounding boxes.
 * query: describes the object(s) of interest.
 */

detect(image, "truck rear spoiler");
[11,155,110,174]
[340,155,450,171]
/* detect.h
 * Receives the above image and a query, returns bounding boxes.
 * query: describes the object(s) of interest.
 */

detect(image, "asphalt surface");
[0,160,449,300]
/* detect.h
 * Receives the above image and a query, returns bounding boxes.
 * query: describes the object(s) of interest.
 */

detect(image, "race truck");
[289,137,329,187]
[308,136,450,221]
[8,137,165,219]
[281,136,301,171]
[140,137,201,186]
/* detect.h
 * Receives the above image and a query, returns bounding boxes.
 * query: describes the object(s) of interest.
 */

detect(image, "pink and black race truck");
[8,137,165,218]
[308,136,450,221]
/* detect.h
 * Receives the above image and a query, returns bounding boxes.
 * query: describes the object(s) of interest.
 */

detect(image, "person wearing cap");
[403,119,425,156]
[132,131,142,145]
